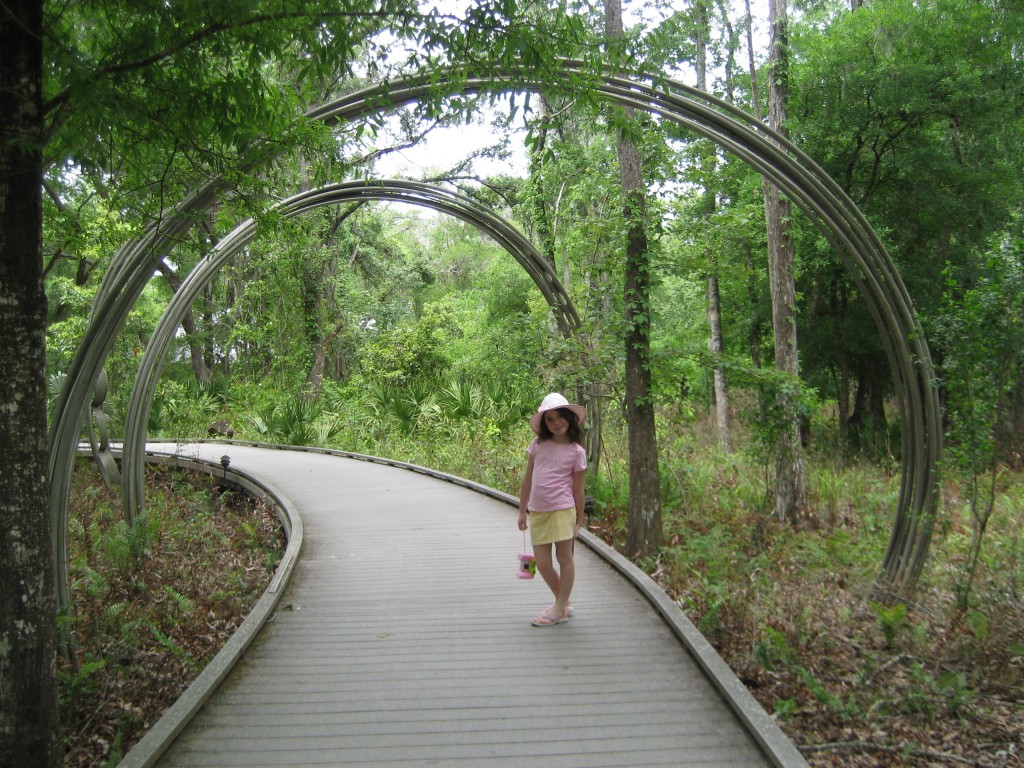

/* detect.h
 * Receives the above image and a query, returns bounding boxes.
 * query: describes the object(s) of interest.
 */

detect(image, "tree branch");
[44,8,457,116]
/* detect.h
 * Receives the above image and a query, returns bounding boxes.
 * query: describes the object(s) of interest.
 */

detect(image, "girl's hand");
[517,512,528,531]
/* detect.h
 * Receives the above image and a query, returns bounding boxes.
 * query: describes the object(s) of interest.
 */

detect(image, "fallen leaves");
[59,463,284,767]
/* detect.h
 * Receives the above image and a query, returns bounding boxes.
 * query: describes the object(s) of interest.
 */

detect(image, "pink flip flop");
[531,609,569,627]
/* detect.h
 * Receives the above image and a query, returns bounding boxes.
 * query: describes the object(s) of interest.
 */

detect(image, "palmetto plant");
[354,377,532,440]
[440,379,485,421]
[438,378,531,434]
[47,371,67,420]
[252,396,322,446]
[363,380,437,435]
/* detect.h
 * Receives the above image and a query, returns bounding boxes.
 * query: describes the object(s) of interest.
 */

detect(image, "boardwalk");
[122,442,807,768]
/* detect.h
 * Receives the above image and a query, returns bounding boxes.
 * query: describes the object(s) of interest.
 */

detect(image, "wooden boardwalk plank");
[139,443,797,768]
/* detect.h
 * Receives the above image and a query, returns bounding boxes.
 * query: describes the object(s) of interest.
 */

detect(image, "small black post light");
[220,454,230,478]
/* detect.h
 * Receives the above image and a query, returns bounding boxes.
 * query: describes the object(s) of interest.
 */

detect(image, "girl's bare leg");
[551,538,575,618]
[533,543,560,603]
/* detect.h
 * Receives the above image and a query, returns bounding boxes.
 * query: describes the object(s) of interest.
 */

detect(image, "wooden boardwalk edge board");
[117,450,304,768]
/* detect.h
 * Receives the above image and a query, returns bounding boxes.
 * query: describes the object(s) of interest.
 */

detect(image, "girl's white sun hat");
[529,392,587,434]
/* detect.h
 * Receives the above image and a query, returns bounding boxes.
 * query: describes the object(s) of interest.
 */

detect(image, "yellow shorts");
[529,507,575,546]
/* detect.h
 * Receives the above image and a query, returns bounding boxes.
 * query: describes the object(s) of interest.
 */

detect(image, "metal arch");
[49,59,941,608]
[311,65,940,585]
[48,182,228,607]
[594,75,940,581]
[120,180,581,525]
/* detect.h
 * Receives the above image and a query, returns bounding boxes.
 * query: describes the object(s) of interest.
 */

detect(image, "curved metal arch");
[120,180,581,524]
[49,60,941,608]
[316,66,941,585]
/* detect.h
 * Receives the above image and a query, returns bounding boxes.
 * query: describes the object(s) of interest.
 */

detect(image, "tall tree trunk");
[584,262,609,479]
[744,242,764,371]
[605,0,662,559]
[695,0,732,453]
[156,261,213,387]
[707,275,732,452]
[0,2,61,765]
[831,267,852,444]
[298,255,326,401]
[849,356,889,441]
[307,318,347,399]
[763,0,808,522]
[528,97,557,273]
[743,0,766,380]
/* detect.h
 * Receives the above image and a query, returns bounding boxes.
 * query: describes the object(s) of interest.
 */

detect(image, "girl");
[518,393,587,627]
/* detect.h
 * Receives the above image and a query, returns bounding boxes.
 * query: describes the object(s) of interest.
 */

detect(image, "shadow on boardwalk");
[120,442,807,768]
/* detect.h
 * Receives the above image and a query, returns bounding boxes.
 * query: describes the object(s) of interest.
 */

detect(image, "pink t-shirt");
[526,438,587,512]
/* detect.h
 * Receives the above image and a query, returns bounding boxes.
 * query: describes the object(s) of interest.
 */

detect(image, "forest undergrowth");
[59,434,1022,767]
[59,461,284,767]
[582,436,1024,768]
[590,502,1023,768]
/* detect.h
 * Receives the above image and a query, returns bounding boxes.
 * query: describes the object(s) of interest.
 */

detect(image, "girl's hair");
[537,408,583,444]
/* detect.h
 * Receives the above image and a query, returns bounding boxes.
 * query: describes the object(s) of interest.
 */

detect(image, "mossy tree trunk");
[0,1,61,764]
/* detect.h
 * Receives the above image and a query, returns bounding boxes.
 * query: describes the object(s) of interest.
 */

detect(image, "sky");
[372,0,772,180]
[373,114,526,178]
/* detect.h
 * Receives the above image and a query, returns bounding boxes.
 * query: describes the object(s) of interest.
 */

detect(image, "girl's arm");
[572,469,586,537]
[518,454,535,531]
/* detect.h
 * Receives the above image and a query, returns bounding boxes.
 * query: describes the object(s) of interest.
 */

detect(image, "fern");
[162,586,194,614]
[150,626,185,657]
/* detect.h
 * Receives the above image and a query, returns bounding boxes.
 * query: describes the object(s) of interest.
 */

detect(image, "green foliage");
[348,376,534,442]
[438,379,533,435]
[756,627,852,717]
[444,259,549,385]
[162,586,195,615]
[810,465,845,528]
[755,626,798,672]
[149,626,186,659]
[992,487,1024,603]
[440,379,487,422]
[934,235,1024,609]
[889,663,976,722]
[150,378,228,437]
[784,0,1024,459]
[75,566,108,602]
[649,273,710,404]
[58,655,106,707]
[93,513,158,577]
[870,601,908,650]
[796,666,847,715]
[359,300,460,386]
[772,697,799,721]
[793,0,1024,294]
[362,380,439,436]
[937,246,1024,471]
[252,396,341,447]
